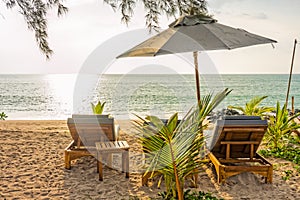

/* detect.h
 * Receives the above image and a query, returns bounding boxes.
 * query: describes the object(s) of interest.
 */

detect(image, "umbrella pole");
[193,51,201,104]
[285,39,297,107]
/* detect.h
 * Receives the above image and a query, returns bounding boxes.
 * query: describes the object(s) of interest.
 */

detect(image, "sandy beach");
[0,120,299,199]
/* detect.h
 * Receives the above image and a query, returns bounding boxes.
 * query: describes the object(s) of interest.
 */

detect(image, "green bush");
[259,147,300,165]
[228,96,274,117]
[0,112,7,120]
[134,89,231,200]
[159,189,223,200]
[265,102,300,149]
[91,101,106,114]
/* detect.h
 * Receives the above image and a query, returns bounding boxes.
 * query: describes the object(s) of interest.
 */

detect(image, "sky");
[0,0,300,74]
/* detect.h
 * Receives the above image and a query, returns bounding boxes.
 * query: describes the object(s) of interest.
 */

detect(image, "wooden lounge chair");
[205,116,273,184]
[64,114,119,169]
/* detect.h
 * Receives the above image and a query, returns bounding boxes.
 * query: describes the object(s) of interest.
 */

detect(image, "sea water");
[0,74,299,120]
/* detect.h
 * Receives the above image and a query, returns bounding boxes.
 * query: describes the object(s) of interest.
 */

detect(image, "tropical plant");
[228,96,274,117]
[159,189,223,200]
[260,147,300,165]
[265,102,300,149]
[0,112,8,120]
[91,101,106,114]
[3,0,68,58]
[133,88,231,200]
[104,0,209,31]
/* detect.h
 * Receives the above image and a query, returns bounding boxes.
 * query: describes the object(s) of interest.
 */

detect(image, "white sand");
[0,120,299,199]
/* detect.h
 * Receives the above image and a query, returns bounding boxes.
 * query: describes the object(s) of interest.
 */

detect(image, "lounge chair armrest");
[65,140,75,150]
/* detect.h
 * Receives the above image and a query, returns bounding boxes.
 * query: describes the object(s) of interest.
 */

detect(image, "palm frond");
[91,101,106,114]
[228,96,274,116]
[266,101,300,149]
[134,88,231,199]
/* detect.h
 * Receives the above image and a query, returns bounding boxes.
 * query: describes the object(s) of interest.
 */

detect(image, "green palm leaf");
[133,88,231,199]
[266,102,300,149]
[228,96,274,117]
[91,101,106,114]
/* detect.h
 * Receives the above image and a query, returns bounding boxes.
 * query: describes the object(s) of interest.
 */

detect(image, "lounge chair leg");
[98,153,103,181]
[266,166,273,183]
[96,152,99,173]
[65,151,71,170]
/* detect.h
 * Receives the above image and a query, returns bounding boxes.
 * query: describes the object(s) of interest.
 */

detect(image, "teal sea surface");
[0,74,299,119]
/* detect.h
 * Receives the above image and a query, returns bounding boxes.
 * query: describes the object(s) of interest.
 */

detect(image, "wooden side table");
[95,141,130,181]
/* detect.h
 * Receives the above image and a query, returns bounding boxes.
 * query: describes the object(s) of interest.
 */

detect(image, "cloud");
[208,0,246,9]
[208,0,268,22]
[254,13,268,20]
[241,12,268,20]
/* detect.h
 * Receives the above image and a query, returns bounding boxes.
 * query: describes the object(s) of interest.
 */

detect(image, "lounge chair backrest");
[67,116,116,147]
[207,116,268,159]
[72,114,110,119]
[222,115,261,120]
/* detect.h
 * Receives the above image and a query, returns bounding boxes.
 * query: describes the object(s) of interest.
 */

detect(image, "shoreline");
[1,120,299,199]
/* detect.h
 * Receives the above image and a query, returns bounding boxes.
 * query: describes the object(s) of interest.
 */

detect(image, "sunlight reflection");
[45,74,77,116]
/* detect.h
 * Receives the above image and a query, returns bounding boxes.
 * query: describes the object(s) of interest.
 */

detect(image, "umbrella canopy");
[117,14,277,102]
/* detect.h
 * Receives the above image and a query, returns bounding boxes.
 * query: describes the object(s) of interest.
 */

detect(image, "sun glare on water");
[44,74,77,117]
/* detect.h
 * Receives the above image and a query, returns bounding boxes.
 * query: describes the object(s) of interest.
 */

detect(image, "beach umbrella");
[117,14,277,103]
